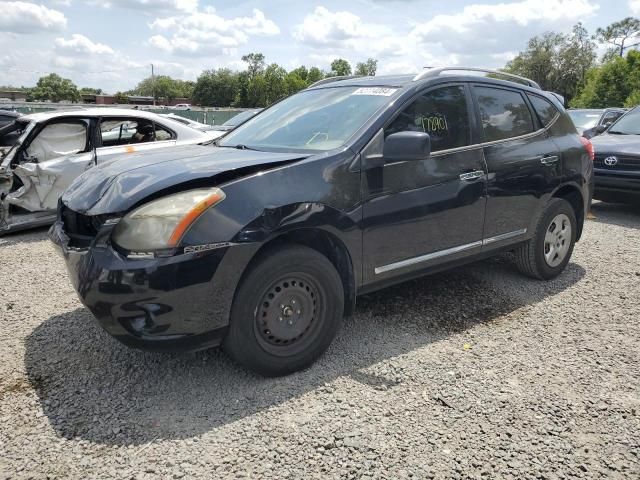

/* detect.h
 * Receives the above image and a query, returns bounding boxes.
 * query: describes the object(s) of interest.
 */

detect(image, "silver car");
[0,108,219,234]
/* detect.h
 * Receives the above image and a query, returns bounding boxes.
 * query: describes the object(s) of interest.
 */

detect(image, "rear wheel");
[515,198,577,280]
[224,245,344,377]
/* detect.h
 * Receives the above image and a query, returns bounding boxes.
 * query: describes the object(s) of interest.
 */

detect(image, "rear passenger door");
[472,85,562,245]
[362,84,487,284]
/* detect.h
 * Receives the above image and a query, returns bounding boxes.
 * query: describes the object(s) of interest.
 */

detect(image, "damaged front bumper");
[48,214,259,352]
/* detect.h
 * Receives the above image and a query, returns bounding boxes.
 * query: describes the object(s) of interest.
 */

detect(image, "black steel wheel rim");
[254,273,325,356]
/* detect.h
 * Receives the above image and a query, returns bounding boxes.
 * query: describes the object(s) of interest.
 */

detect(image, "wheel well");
[246,229,357,316]
[553,185,585,240]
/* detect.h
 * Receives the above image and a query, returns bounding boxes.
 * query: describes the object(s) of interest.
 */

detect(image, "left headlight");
[112,187,226,251]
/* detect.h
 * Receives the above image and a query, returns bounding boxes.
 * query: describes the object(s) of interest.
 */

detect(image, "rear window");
[527,94,559,127]
[475,86,534,142]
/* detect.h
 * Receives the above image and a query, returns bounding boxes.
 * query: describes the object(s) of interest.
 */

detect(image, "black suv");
[50,68,593,376]
[590,106,640,203]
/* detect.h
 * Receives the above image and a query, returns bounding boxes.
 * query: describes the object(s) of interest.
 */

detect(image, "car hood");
[590,133,640,155]
[62,144,310,215]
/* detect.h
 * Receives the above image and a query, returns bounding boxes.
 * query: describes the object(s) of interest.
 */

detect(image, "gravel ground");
[1,201,639,479]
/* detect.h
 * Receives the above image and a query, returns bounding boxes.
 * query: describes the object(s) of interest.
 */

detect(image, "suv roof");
[307,67,565,109]
[309,67,541,90]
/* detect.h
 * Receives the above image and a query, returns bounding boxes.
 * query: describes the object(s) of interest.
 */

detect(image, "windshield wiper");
[608,130,629,135]
[218,143,259,151]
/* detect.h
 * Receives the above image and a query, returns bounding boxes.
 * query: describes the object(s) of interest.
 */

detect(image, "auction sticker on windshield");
[352,87,397,96]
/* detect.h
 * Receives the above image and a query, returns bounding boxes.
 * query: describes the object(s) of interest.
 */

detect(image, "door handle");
[540,155,559,165]
[459,170,484,181]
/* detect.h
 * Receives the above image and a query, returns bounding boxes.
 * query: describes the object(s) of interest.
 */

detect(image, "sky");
[1,0,639,93]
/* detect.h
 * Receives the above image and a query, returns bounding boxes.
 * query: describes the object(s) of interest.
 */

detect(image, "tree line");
[504,16,640,108]
[6,55,377,107]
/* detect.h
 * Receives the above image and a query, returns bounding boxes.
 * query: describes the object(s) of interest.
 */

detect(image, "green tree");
[504,24,596,103]
[624,89,640,107]
[114,92,128,104]
[595,17,640,57]
[504,32,563,89]
[571,50,640,108]
[355,58,378,76]
[330,58,352,77]
[134,76,193,102]
[242,52,266,78]
[79,87,103,95]
[246,74,268,108]
[285,71,307,95]
[307,67,324,84]
[192,69,239,107]
[290,66,309,82]
[264,63,288,104]
[31,73,80,102]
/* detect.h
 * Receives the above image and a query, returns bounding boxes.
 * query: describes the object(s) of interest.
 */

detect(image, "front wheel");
[515,198,577,280]
[224,245,344,377]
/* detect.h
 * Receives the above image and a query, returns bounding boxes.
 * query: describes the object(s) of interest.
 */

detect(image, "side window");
[475,86,534,142]
[527,94,559,127]
[26,121,88,162]
[385,85,471,152]
[100,118,155,146]
[154,124,173,141]
[602,111,623,126]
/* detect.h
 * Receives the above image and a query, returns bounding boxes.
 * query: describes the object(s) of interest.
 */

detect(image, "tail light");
[580,136,595,161]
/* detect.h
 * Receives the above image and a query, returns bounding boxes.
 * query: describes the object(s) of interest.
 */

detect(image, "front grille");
[61,206,105,248]
[594,154,640,171]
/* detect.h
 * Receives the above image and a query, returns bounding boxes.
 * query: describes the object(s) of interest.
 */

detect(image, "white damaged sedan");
[0,108,219,234]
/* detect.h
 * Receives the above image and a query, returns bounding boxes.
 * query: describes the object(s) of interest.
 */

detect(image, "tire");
[223,245,344,377]
[515,198,577,280]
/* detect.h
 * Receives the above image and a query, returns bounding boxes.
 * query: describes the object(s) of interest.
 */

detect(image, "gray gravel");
[1,200,639,479]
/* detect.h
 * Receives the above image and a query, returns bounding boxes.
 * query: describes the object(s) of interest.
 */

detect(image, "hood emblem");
[604,156,618,166]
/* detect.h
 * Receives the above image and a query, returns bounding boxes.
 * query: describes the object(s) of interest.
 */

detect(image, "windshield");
[223,110,260,127]
[607,108,640,135]
[567,110,603,129]
[220,86,398,152]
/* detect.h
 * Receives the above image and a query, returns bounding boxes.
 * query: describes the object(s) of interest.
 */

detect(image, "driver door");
[361,84,487,285]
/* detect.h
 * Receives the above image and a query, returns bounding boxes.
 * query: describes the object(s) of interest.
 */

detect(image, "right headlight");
[112,187,226,251]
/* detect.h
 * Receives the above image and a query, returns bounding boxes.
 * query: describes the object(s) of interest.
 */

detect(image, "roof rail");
[308,75,363,88]
[413,67,541,89]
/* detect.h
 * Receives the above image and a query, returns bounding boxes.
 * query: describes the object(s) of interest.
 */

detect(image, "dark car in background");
[50,68,593,376]
[591,106,640,203]
[568,108,626,138]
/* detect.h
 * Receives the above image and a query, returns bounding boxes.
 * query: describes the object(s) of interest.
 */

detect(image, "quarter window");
[386,85,471,152]
[527,94,559,127]
[154,124,173,141]
[475,86,534,142]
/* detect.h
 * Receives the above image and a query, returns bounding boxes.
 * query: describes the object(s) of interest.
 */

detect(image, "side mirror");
[595,125,608,134]
[383,131,431,162]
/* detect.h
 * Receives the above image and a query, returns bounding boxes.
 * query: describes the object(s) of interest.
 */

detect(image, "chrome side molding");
[374,228,527,275]
[374,240,482,275]
[482,228,527,246]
